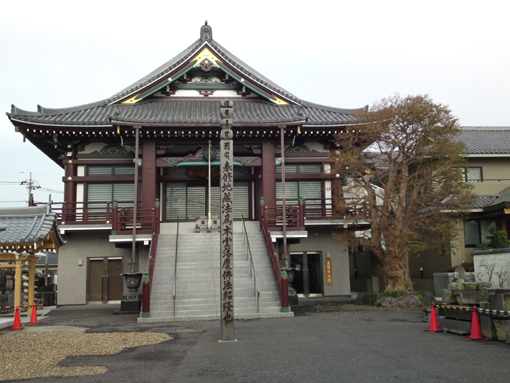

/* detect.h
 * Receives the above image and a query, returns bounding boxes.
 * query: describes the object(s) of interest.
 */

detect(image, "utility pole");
[20,172,40,206]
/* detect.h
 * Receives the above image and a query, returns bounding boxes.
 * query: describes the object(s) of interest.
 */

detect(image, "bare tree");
[495,267,509,288]
[332,94,474,291]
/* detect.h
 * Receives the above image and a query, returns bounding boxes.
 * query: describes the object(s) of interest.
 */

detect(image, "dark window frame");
[464,166,483,182]
[464,218,496,247]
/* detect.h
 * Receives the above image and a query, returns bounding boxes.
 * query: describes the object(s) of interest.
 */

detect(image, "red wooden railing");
[261,200,305,232]
[262,197,370,228]
[46,200,119,225]
[111,203,158,235]
[46,200,162,236]
[140,199,161,319]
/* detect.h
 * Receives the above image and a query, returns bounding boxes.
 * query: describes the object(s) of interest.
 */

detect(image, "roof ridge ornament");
[200,21,212,42]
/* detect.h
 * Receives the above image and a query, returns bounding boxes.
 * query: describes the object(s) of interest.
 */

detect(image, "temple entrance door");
[290,252,323,296]
[165,182,249,220]
[88,258,123,302]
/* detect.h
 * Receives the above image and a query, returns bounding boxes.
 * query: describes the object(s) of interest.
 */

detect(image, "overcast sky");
[1,0,509,206]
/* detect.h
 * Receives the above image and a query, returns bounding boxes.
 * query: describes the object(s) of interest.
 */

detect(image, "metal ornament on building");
[219,100,236,342]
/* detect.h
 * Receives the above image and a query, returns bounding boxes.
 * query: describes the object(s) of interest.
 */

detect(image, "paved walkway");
[4,298,510,382]
[0,305,56,330]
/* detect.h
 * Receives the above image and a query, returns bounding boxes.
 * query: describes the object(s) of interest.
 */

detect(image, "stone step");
[140,221,291,323]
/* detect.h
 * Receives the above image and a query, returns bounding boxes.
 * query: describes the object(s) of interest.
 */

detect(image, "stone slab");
[456,290,488,305]
[438,317,471,335]
[480,314,498,340]
[438,307,472,321]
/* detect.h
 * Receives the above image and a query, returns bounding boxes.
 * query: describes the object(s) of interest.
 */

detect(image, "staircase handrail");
[141,199,160,319]
[260,214,283,302]
[241,215,261,313]
[173,216,180,317]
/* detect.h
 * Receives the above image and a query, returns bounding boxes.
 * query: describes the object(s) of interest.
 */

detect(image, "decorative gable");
[120,35,292,106]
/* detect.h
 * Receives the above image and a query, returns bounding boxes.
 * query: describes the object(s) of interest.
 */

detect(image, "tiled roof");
[457,127,510,155]
[473,195,498,209]
[35,252,58,265]
[9,99,360,127]
[0,205,65,246]
[7,23,365,129]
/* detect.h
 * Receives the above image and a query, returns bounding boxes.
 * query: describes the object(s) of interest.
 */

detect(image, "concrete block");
[438,317,471,335]
[493,320,508,342]
[457,291,485,305]
[438,306,472,321]
[480,314,498,340]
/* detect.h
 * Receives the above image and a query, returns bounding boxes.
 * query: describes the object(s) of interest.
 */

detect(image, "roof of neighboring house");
[457,126,510,155]
[473,195,499,209]
[0,205,65,246]
[35,252,58,266]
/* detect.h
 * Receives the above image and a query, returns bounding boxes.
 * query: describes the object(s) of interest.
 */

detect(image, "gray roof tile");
[0,205,66,246]
[10,99,360,127]
[7,23,365,129]
[457,127,510,155]
[473,195,498,209]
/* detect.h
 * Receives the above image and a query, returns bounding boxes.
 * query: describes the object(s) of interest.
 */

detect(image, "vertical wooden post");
[14,256,22,309]
[280,125,288,269]
[299,197,305,231]
[141,272,150,318]
[220,100,236,342]
[154,198,160,234]
[261,140,276,208]
[112,200,118,235]
[142,138,157,212]
[132,125,141,274]
[281,268,290,312]
[28,257,35,316]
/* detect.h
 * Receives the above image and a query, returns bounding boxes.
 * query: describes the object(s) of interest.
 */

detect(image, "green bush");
[477,227,510,250]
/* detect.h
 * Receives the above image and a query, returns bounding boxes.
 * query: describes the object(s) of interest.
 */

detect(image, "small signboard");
[326,258,333,285]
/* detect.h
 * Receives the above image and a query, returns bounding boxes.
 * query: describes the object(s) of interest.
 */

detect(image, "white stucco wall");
[58,231,149,305]
[286,227,350,296]
[473,250,510,288]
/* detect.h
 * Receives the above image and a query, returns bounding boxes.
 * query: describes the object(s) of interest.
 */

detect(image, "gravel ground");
[0,326,172,381]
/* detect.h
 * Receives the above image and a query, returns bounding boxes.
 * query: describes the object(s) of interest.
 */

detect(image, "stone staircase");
[138,221,293,322]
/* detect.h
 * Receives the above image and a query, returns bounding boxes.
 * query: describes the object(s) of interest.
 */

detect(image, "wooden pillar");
[14,256,22,309]
[142,138,157,212]
[63,158,77,222]
[27,257,35,316]
[332,178,343,217]
[261,140,276,208]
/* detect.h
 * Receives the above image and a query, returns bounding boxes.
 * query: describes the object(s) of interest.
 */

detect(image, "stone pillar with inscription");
[219,100,236,342]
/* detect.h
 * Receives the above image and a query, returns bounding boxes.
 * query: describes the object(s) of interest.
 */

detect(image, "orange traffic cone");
[465,306,485,341]
[26,302,40,325]
[425,302,443,333]
[11,306,24,331]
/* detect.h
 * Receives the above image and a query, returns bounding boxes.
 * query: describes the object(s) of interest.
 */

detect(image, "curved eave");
[9,117,113,128]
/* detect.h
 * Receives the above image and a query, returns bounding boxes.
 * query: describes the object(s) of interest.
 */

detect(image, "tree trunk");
[380,252,411,291]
